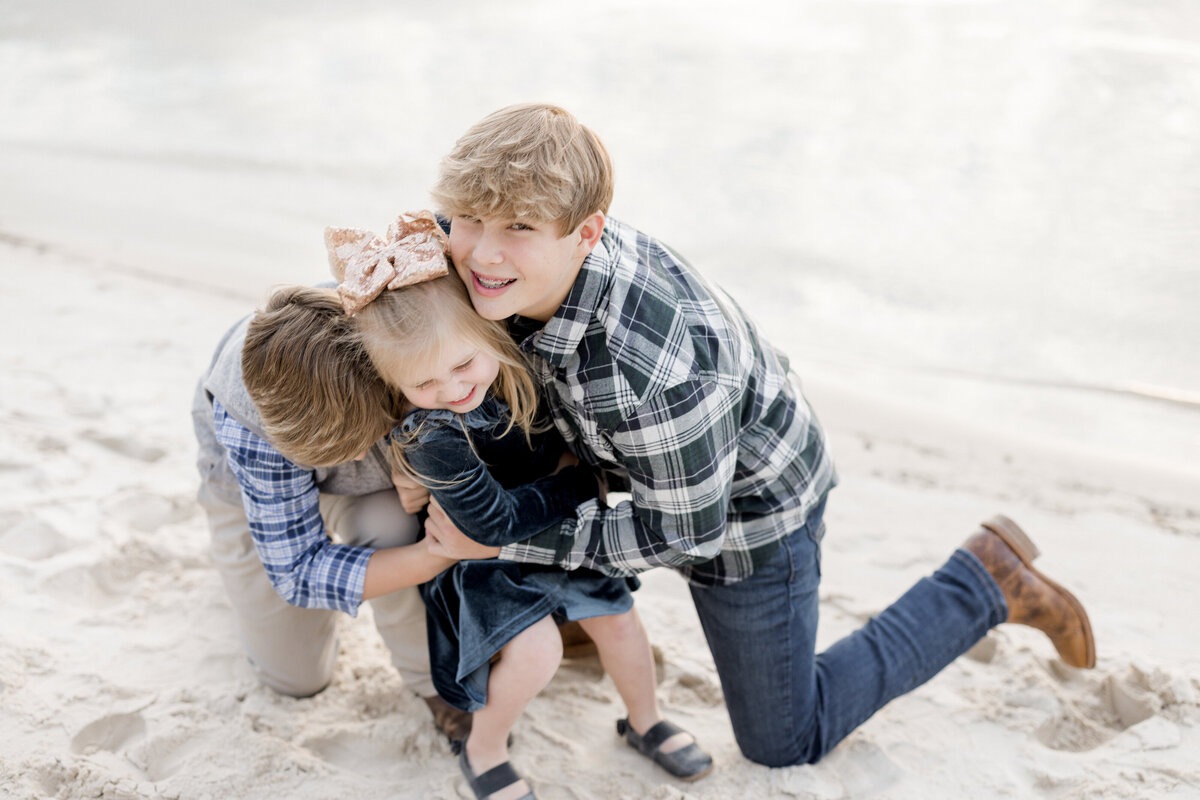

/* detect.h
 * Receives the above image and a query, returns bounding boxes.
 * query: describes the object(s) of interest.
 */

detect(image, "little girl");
[336,216,712,800]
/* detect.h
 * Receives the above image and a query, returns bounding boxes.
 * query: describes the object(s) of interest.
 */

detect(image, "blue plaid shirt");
[498,217,837,586]
[212,399,372,615]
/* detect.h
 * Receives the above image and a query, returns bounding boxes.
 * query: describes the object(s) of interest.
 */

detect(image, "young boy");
[419,103,1096,767]
[192,285,468,740]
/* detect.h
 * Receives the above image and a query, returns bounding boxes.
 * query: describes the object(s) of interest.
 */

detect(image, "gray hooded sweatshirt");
[191,314,393,509]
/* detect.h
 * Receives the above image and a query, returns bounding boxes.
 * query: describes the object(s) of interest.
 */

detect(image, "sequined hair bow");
[324,211,450,315]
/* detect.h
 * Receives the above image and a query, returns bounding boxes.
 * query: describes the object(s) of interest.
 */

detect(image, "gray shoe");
[459,749,536,800]
[617,718,714,781]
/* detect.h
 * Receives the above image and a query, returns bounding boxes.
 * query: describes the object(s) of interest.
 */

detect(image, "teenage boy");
[419,103,1096,766]
[192,285,469,741]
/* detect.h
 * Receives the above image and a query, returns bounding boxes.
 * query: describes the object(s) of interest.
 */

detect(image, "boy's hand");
[555,450,606,503]
[425,498,501,560]
[392,472,431,514]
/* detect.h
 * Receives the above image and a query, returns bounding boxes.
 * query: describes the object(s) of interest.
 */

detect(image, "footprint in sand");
[665,670,724,707]
[963,633,1000,664]
[70,711,147,756]
[0,513,74,561]
[0,457,31,472]
[80,430,167,463]
[818,738,904,797]
[58,390,110,421]
[24,752,162,800]
[102,492,195,533]
[1035,663,1196,753]
[302,729,414,778]
[40,538,167,606]
[771,764,846,800]
[19,755,95,800]
[134,728,211,782]
[40,562,126,608]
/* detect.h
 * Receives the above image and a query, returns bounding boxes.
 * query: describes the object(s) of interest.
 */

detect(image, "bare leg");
[578,609,691,754]
[465,615,562,800]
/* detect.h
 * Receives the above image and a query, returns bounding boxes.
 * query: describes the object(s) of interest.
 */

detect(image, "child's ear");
[573,212,605,256]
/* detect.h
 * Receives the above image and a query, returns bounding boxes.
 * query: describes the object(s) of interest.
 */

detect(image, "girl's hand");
[392,472,431,514]
[425,498,502,560]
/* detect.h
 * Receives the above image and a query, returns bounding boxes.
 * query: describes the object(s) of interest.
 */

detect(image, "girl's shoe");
[616,718,714,781]
[459,749,536,800]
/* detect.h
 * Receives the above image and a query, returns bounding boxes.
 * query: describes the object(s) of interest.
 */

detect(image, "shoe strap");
[638,719,687,753]
[471,761,524,798]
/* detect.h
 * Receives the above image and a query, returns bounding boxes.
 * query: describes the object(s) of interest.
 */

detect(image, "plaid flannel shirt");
[498,217,837,586]
[212,399,372,615]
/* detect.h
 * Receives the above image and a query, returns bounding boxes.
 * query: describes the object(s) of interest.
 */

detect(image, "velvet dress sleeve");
[405,423,600,548]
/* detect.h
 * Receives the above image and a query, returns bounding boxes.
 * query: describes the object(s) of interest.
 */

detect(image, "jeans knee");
[734,722,829,768]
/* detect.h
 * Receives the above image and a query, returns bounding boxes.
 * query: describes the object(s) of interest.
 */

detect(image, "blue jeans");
[689,497,1007,766]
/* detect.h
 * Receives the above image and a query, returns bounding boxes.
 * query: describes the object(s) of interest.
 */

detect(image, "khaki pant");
[200,485,434,698]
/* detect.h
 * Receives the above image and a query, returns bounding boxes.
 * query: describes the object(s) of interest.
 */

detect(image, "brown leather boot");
[558,619,600,661]
[963,515,1096,669]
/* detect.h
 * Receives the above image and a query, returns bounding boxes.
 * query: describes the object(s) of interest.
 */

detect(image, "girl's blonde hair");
[432,103,613,236]
[353,270,543,483]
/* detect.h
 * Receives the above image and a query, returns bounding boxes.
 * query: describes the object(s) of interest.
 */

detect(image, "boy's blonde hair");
[432,103,613,236]
[353,271,543,482]
[242,286,403,467]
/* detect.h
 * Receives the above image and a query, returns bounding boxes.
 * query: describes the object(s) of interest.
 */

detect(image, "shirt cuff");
[496,503,596,568]
[343,548,373,616]
[308,543,374,616]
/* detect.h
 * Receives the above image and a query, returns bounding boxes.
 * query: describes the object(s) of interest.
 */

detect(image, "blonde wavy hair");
[241,286,403,468]
[353,270,543,483]
[432,103,613,235]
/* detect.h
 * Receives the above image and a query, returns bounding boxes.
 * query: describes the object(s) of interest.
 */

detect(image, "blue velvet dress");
[399,396,637,712]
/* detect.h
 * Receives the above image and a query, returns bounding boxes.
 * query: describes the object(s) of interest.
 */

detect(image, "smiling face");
[379,330,501,415]
[448,213,605,322]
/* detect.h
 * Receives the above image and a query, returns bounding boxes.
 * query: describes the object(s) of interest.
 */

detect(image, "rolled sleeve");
[408,425,600,548]
[213,401,373,615]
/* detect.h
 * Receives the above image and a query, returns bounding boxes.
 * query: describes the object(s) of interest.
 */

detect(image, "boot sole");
[981,515,1096,669]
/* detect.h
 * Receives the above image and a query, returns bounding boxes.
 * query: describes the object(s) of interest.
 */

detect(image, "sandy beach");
[1,235,1196,799]
[3,1,1200,797]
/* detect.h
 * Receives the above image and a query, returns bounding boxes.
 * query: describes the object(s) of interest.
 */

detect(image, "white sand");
[1,237,1197,800]
[4,1,1199,794]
